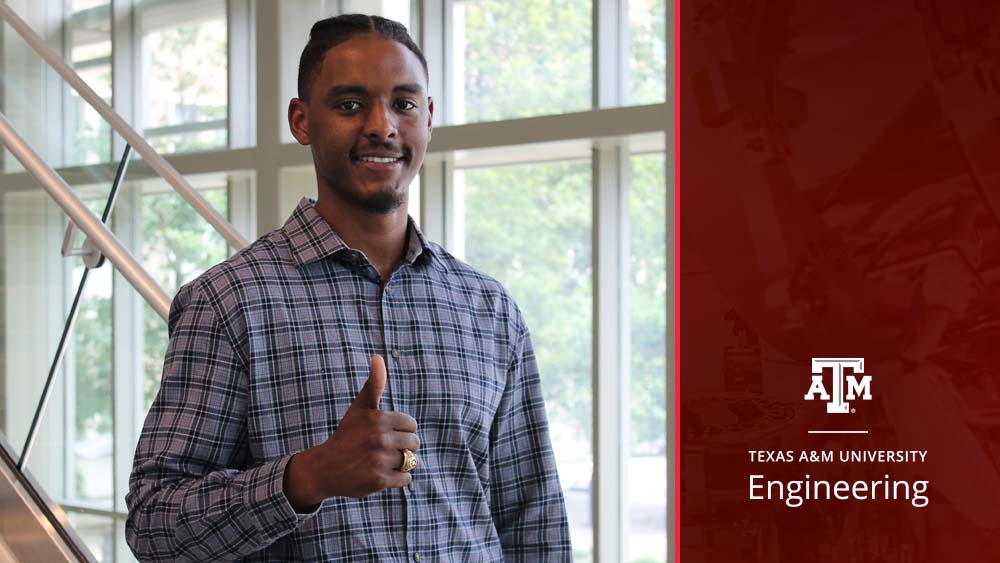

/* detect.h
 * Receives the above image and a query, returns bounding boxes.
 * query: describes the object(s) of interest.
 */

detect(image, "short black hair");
[297,14,429,100]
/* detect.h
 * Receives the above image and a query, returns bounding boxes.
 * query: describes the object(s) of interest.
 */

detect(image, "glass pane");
[4,185,114,509]
[67,512,115,562]
[626,0,667,106]
[627,152,667,562]
[140,1,228,153]
[0,5,112,170]
[71,0,109,11]
[456,159,593,560]
[139,182,229,411]
[0,12,41,172]
[3,191,72,500]
[66,2,113,165]
[68,254,115,509]
[450,0,592,124]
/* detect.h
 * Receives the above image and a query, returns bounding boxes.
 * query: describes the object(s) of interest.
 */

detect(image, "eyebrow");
[325,83,425,99]
[394,83,423,94]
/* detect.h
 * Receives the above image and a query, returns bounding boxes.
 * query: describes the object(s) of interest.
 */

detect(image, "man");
[125,14,572,562]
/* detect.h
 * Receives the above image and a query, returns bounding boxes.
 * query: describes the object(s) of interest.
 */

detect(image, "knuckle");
[377,433,392,449]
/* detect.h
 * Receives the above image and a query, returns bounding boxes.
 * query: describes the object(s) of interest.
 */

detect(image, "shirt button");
[408,480,415,492]
[391,349,400,358]
[412,554,420,562]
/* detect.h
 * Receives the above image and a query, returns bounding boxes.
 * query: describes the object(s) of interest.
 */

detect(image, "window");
[627,0,667,105]
[65,1,113,165]
[627,151,667,562]
[449,0,592,124]
[138,0,228,153]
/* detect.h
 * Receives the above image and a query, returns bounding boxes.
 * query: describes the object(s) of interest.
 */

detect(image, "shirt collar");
[283,197,441,271]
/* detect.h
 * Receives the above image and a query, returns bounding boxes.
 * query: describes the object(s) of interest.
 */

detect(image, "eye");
[335,100,362,111]
[394,99,418,111]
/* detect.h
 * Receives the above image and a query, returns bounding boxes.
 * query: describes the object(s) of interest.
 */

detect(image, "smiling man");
[125,14,572,563]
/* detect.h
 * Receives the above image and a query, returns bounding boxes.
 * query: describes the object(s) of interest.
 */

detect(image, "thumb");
[354,354,387,410]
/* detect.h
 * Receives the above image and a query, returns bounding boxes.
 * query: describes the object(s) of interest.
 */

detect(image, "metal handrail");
[0,111,171,320]
[0,1,251,251]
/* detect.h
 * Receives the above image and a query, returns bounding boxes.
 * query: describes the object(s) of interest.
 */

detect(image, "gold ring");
[400,449,418,472]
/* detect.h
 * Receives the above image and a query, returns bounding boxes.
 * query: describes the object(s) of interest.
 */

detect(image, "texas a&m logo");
[804,358,872,414]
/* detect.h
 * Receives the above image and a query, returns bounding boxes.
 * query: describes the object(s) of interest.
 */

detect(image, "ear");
[288,98,310,145]
[426,96,434,136]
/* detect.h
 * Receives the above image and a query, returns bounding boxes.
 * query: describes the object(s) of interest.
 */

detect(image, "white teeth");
[357,156,399,163]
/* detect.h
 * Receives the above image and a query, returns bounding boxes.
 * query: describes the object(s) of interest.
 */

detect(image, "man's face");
[289,35,433,214]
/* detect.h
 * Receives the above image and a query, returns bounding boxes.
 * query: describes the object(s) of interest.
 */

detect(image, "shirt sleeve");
[125,282,316,562]
[488,321,574,562]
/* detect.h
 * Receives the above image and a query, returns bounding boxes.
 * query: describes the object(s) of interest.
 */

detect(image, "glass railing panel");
[65,0,114,166]
[1,189,78,454]
[1,174,119,561]
[1,1,114,171]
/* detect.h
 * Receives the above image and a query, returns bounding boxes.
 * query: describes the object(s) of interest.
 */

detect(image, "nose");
[363,101,397,143]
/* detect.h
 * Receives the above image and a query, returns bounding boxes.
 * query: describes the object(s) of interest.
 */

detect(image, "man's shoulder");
[424,241,506,290]
[173,227,293,308]
[422,241,527,328]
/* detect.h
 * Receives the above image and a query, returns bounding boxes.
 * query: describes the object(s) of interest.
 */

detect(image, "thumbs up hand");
[283,355,419,510]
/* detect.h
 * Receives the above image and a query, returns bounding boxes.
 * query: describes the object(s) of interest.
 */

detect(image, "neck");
[314,188,409,282]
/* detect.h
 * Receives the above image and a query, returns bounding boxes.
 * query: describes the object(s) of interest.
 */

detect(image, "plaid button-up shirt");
[125,199,572,562]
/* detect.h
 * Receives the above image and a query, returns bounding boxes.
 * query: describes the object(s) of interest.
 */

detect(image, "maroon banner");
[677,0,1000,561]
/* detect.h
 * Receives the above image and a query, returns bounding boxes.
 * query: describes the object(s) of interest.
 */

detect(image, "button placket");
[381,281,417,558]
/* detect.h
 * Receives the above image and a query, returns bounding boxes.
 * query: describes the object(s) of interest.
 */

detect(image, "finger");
[387,431,420,452]
[387,411,417,432]
[383,470,413,490]
[353,355,387,410]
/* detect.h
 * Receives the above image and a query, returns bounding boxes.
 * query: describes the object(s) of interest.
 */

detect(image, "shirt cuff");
[241,455,321,542]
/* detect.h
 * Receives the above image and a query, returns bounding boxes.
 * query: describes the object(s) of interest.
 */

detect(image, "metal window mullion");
[409,0,422,48]
[111,0,137,158]
[60,0,72,167]
[420,0,447,125]
[593,139,629,563]
[227,0,255,149]
[112,184,143,562]
[226,172,255,255]
[594,0,625,109]
[59,216,76,502]
[112,186,141,536]
[419,154,447,247]
[418,0,448,245]
[46,0,65,167]
[253,0,282,235]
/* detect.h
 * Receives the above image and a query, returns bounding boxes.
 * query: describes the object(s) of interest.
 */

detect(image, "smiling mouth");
[355,155,404,164]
